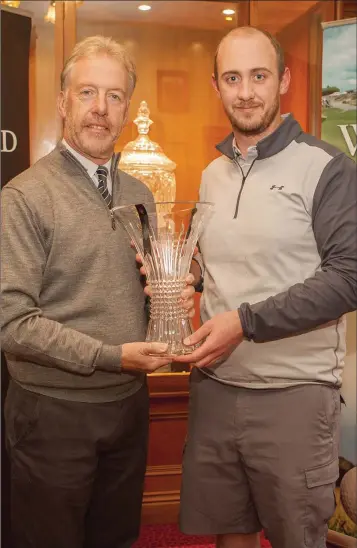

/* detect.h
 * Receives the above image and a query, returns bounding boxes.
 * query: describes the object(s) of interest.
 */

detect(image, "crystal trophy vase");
[111,201,213,356]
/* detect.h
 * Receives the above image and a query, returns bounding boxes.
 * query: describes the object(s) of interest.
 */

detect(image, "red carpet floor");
[133,524,271,548]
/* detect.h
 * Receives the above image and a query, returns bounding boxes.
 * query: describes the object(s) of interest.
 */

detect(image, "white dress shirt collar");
[232,137,257,163]
[62,139,112,182]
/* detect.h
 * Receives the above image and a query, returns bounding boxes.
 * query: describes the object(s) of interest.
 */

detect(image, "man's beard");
[226,94,280,137]
[67,123,115,160]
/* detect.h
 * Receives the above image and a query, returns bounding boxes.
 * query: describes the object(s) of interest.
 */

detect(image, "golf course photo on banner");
[322,18,356,161]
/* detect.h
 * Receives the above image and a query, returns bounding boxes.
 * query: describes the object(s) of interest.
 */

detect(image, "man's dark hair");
[213,27,285,81]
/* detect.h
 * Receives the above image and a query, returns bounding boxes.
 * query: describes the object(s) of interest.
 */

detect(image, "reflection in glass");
[119,101,176,215]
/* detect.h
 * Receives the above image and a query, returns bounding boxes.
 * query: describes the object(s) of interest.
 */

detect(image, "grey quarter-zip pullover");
[198,114,357,388]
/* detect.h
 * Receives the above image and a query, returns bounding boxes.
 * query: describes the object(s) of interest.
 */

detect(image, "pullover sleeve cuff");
[238,305,253,341]
[95,344,122,373]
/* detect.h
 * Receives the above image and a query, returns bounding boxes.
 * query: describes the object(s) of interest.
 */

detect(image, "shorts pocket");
[304,458,339,547]
[320,386,340,438]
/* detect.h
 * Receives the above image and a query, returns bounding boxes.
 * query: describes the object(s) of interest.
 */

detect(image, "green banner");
[322,18,357,541]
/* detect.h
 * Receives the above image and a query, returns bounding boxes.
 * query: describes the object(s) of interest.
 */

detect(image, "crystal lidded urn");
[111,202,213,356]
[119,101,176,215]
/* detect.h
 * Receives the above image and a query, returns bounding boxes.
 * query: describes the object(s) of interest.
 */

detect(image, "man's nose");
[92,93,108,115]
[237,80,254,101]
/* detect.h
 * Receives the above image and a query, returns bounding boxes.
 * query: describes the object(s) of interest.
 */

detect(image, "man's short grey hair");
[61,35,137,96]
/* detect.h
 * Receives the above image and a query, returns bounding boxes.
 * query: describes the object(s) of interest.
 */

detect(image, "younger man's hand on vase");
[179,273,195,319]
[189,246,202,287]
[173,310,244,368]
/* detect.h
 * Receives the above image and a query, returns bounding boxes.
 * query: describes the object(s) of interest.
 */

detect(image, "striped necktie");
[96,165,111,207]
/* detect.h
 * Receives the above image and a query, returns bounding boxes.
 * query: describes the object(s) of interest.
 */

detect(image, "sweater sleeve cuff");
[95,344,122,373]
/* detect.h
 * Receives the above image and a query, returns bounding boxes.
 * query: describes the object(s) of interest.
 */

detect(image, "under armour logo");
[270,185,284,190]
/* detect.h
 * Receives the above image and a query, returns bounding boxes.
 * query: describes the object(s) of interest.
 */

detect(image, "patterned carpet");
[133,524,271,548]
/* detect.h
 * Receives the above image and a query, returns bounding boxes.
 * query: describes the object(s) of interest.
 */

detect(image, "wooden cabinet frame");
[54,1,76,138]
[308,1,337,136]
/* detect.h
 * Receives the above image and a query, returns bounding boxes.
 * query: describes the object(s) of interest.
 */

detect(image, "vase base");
[147,339,200,358]
[147,346,195,358]
[146,316,198,358]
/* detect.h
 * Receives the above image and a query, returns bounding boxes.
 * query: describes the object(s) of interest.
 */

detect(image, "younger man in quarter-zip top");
[1,36,194,548]
[174,26,357,548]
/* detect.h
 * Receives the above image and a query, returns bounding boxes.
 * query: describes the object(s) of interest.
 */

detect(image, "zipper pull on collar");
[233,158,257,219]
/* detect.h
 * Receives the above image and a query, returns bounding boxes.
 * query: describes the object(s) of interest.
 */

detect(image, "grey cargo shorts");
[180,368,340,548]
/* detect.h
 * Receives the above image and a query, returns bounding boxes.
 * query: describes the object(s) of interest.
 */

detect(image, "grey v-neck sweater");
[1,143,153,402]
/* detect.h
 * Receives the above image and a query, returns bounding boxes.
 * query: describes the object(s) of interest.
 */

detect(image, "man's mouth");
[235,105,261,110]
[86,124,109,131]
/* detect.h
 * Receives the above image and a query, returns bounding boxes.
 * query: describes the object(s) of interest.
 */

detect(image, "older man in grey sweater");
[1,36,194,548]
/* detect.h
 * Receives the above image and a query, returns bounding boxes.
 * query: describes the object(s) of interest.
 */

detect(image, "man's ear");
[211,74,221,98]
[279,67,291,96]
[57,91,66,119]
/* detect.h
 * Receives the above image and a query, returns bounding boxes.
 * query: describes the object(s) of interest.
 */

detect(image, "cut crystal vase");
[111,201,213,356]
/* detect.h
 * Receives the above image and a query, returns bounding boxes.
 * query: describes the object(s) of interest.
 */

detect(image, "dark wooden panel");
[343,0,357,18]
[157,70,190,113]
[142,374,189,524]
[250,0,320,34]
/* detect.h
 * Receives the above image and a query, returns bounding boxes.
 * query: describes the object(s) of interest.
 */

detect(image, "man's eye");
[109,93,121,101]
[80,89,94,97]
[227,75,238,83]
[254,74,265,81]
